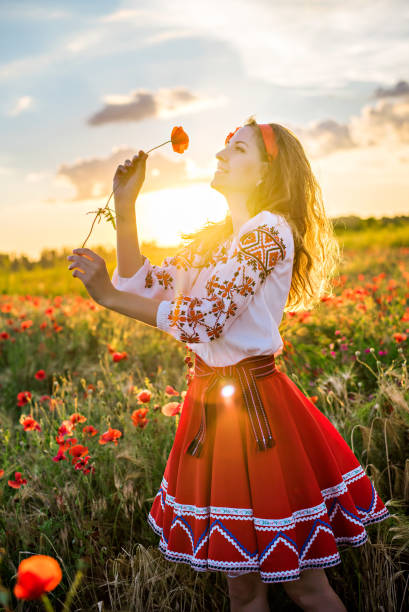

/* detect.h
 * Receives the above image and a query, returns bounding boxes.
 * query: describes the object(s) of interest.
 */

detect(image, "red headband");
[225,123,278,161]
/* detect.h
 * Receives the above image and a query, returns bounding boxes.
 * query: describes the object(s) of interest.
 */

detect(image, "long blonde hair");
[182,115,343,311]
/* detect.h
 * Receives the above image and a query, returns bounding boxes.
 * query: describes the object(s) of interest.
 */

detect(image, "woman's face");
[211,125,267,197]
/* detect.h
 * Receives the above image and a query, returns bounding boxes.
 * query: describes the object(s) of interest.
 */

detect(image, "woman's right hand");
[113,150,148,212]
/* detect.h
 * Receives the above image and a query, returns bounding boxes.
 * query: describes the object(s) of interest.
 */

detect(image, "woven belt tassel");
[184,355,277,458]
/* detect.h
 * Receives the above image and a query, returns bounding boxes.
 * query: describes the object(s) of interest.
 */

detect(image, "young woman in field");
[67,117,390,611]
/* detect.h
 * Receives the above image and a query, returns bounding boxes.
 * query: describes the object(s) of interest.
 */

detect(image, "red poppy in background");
[112,351,128,362]
[14,554,62,601]
[83,425,98,437]
[162,402,182,417]
[20,320,33,330]
[35,369,46,380]
[69,413,87,425]
[137,389,152,403]
[99,426,122,446]
[8,472,28,489]
[165,385,179,396]
[17,391,32,407]
[52,447,67,462]
[19,415,41,432]
[68,444,89,465]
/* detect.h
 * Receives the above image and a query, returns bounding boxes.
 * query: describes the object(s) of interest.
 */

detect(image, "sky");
[1,0,409,260]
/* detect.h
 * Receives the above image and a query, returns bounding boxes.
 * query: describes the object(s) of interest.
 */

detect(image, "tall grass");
[0,222,408,611]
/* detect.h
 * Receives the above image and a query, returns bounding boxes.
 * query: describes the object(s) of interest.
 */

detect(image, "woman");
[67,117,390,611]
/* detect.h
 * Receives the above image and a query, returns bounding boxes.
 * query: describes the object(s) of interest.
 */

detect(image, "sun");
[135,183,228,246]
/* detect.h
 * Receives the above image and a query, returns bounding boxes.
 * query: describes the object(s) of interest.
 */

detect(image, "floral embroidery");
[235,224,286,281]
[163,224,287,343]
[145,270,153,288]
[143,245,201,292]
[155,270,173,289]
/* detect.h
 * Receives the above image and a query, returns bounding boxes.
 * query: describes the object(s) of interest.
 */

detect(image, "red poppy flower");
[69,412,87,425]
[17,391,32,407]
[137,389,152,403]
[112,351,127,362]
[131,407,150,429]
[14,554,62,600]
[20,320,33,330]
[8,471,28,489]
[19,415,41,432]
[170,126,189,153]
[68,444,89,465]
[99,426,122,446]
[82,425,98,437]
[162,402,182,416]
[35,369,46,380]
[165,385,179,396]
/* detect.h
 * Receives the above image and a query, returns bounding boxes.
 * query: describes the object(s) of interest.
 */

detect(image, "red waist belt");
[184,354,277,458]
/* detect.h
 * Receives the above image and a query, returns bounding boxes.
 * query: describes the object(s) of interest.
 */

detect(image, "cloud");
[374,79,409,98]
[87,86,227,125]
[289,119,355,157]
[7,96,34,116]
[288,80,409,157]
[1,0,408,90]
[56,146,207,202]
[57,78,409,202]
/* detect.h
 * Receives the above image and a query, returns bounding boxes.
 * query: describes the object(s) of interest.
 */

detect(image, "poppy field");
[0,221,409,611]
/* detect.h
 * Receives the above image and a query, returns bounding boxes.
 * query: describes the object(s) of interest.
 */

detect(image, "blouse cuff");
[156,300,172,331]
[111,257,150,292]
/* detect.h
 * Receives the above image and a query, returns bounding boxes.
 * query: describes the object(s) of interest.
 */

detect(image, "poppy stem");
[40,593,55,612]
[145,140,171,153]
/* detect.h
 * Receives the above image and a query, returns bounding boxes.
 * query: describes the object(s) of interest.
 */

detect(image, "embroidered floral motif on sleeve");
[143,244,199,291]
[162,223,287,343]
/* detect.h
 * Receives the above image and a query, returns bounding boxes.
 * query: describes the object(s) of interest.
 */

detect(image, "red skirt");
[147,354,391,583]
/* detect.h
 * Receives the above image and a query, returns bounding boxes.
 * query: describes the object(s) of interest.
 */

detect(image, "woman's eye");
[236,146,244,152]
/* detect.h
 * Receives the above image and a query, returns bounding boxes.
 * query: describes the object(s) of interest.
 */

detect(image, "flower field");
[0,225,408,611]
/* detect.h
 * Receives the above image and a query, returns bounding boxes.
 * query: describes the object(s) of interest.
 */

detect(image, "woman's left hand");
[67,248,115,306]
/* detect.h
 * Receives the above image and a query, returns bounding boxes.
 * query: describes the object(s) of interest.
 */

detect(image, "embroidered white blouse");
[110,210,295,367]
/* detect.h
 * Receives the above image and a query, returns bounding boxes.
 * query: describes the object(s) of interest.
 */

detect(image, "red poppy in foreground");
[14,554,62,600]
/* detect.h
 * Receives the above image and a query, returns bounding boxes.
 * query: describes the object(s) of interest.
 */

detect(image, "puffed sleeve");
[156,213,290,343]
[110,244,200,301]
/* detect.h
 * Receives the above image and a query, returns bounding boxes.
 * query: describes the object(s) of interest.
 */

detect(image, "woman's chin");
[211,172,229,189]
[210,178,227,193]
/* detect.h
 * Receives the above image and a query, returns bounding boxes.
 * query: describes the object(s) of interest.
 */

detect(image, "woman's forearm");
[104,288,161,327]
[115,206,145,277]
